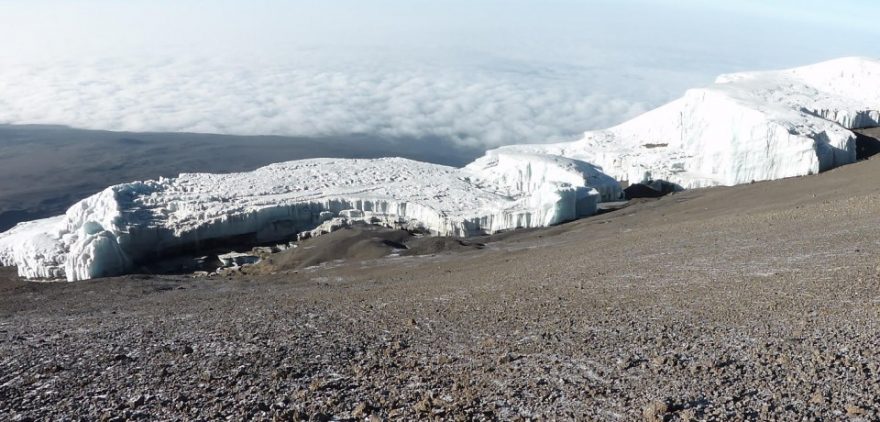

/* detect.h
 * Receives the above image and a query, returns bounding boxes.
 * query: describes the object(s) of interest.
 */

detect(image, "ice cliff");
[1,57,878,281]
[497,57,880,188]
[0,157,617,281]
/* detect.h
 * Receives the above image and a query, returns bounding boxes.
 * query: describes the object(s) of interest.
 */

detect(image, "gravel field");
[3,146,880,420]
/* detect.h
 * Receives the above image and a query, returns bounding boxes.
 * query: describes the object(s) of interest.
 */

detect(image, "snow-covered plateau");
[1,57,878,281]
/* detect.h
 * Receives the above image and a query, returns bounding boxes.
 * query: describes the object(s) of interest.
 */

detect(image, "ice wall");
[0,157,613,281]
[495,57,879,189]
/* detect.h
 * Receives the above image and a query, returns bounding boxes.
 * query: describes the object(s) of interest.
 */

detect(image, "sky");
[0,0,878,148]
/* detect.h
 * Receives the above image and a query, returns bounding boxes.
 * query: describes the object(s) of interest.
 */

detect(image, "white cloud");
[0,54,667,148]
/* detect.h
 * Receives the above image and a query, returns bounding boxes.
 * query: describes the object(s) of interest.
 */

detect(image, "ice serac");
[0,216,67,279]
[0,156,615,281]
[464,150,623,221]
[495,57,880,189]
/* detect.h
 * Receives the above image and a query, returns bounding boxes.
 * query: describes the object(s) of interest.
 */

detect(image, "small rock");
[642,400,669,422]
[128,394,145,407]
[235,365,248,377]
[414,397,433,413]
[652,355,677,368]
[809,391,825,404]
[679,409,695,421]
[497,353,516,364]
[45,364,65,373]
[311,413,331,422]
[617,357,638,370]
[353,402,373,417]
[846,404,866,416]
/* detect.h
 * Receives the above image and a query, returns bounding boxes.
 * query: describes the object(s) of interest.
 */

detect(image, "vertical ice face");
[464,150,623,203]
[770,57,880,129]
[0,156,613,281]
[64,228,131,281]
[0,216,68,279]
[496,57,879,189]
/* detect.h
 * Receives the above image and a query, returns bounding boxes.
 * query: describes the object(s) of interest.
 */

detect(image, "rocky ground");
[3,151,880,420]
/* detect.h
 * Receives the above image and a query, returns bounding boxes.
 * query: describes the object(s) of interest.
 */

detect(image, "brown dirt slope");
[254,225,484,273]
[2,155,880,420]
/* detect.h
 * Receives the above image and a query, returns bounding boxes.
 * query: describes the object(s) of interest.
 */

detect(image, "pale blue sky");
[2,0,877,64]
[0,1,877,145]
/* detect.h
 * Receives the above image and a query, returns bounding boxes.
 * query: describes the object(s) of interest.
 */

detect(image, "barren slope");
[2,153,880,420]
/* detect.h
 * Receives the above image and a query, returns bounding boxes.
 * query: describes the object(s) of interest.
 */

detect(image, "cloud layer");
[0,0,878,149]
[0,55,666,148]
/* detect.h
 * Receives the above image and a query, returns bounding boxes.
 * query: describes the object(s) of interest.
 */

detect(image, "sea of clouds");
[0,53,662,148]
[1,0,878,150]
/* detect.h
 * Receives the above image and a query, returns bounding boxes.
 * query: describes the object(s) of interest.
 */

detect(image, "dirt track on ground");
[3,152,880,420]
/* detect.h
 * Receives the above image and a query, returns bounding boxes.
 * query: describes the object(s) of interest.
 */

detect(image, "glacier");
[0,157,619,281]
[1,57,878,281]
[495,57,880,189]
